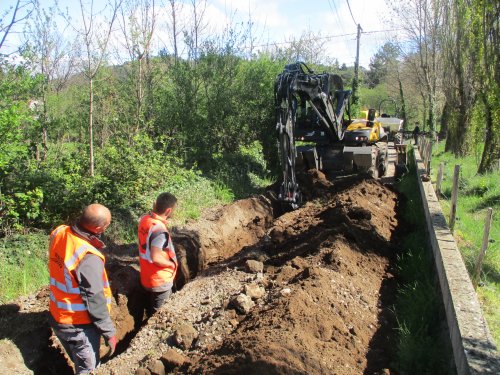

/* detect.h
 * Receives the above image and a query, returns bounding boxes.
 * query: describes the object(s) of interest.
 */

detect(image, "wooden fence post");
[426,139,432,175]
[449,165,460,232]
[473,208,494,288]
[436,162,444,198]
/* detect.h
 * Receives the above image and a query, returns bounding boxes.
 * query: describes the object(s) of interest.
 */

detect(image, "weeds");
[393,158,453,374]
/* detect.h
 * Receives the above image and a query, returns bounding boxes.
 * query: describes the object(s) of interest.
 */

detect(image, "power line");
[328,0,346,34]
[346,0,357,27]
[327,0,353,59]
[250,28,402,49]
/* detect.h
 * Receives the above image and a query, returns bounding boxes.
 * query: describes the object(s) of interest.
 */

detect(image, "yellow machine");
[344,109,387,146]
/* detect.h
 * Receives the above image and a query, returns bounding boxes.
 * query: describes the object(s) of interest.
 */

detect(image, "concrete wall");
[413,148,499,374]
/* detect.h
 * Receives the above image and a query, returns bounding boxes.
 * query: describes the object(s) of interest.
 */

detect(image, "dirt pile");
[0,175,401,375]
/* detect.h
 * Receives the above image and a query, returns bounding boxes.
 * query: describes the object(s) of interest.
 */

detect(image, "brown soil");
[0,173,401,375]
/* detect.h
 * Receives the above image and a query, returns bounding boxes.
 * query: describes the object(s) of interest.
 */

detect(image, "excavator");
[274,62,388,209]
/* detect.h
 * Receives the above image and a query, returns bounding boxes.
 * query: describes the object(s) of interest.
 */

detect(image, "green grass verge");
[0,233,49,304]
[393,150,454,374]
[431,142,499,345]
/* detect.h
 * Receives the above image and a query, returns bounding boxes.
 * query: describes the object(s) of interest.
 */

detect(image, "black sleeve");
[75,254,116,339]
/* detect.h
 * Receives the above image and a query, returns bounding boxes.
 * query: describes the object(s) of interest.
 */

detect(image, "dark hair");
[154,192,177,214]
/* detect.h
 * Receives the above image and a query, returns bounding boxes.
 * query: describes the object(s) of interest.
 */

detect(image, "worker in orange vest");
[138,192,178,316]
[48,204,117,374]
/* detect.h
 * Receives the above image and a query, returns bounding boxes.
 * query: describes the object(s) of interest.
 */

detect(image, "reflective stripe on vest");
[49,225,112,324]
[49,291,112,312]
[49,291,87,311]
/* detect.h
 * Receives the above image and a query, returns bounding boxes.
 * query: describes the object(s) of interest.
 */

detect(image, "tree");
[442,0,477,157]
[268,29,329,66]
[0,0,34,52]
[118,0,157,137]
[24,0,76,160]
[166,0,183,61]
[393,0,443,133]
[73,0,122,176]
[185,0,208,61]
[366,41,400,88]
[476,0,499,173]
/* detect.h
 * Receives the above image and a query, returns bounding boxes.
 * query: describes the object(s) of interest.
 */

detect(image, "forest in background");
[0,0,498,240]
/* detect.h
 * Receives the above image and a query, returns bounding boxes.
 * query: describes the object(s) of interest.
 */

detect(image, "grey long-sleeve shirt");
[50,254,116,339]
[74,254,115,339]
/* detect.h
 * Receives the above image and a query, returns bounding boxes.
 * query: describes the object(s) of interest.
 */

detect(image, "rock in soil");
[147,359,165,375]
[244,283,265,300]
[161,348,187,370]
[172,323,198,350]
[229,293,255,315]
[245,259,264,273]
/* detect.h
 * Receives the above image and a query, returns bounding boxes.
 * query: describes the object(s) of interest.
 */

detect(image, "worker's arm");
[149,232,176,268]
[75,254,116,340]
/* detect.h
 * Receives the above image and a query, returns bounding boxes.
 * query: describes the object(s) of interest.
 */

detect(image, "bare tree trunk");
[89,77,94,177]
[478,93,499,173]
[398,75,407,130]
[77,0,122,177]
[439,100,449,140]
[477,0,499,173]
[170,0,178,60]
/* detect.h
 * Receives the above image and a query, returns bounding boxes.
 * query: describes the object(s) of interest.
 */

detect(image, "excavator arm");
[275,62,352,208]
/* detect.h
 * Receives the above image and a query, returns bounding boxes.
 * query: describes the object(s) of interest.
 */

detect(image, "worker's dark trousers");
[51,321,101,374]
[146,288,172,316]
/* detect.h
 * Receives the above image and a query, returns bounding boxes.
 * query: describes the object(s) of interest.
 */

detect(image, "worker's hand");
[106,336,117,356]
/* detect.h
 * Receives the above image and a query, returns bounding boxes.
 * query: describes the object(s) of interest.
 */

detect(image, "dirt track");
[0,172,401,375]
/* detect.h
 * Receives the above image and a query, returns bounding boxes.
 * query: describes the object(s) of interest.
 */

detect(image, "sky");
[1,0,401,68]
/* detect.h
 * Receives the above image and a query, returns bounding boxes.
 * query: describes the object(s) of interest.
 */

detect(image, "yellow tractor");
[343,109,387,146]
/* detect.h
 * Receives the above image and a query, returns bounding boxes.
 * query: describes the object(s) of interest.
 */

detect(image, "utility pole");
[352,24,362,112]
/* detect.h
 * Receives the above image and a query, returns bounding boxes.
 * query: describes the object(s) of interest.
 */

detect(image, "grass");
[0,233,49,304]
[431,142,499,345]
[392,150,454,374]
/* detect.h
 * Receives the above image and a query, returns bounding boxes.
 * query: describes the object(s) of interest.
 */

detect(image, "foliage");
[365,41,400,89]
[0,60,41,169]
[358,84,389,112]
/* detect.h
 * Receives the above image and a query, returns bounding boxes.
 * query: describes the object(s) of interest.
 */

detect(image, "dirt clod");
[172,323,198,350]
[147,359,165,375]
[161,348,187,370]
[245,259,264,273]
[244,283,265,300]
[229,293,255,315]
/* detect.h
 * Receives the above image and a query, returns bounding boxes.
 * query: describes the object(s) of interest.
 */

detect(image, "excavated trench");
[0,171,403,374]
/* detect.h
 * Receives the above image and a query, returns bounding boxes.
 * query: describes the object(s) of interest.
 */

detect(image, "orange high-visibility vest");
[138,213,177,289]
[48,225,112,325]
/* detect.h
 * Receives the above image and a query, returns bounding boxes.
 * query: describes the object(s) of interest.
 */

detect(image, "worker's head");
[79,204,112,234]
[153,192,177,219]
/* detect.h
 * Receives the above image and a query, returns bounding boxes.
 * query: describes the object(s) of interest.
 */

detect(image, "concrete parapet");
[414,148,499,374]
